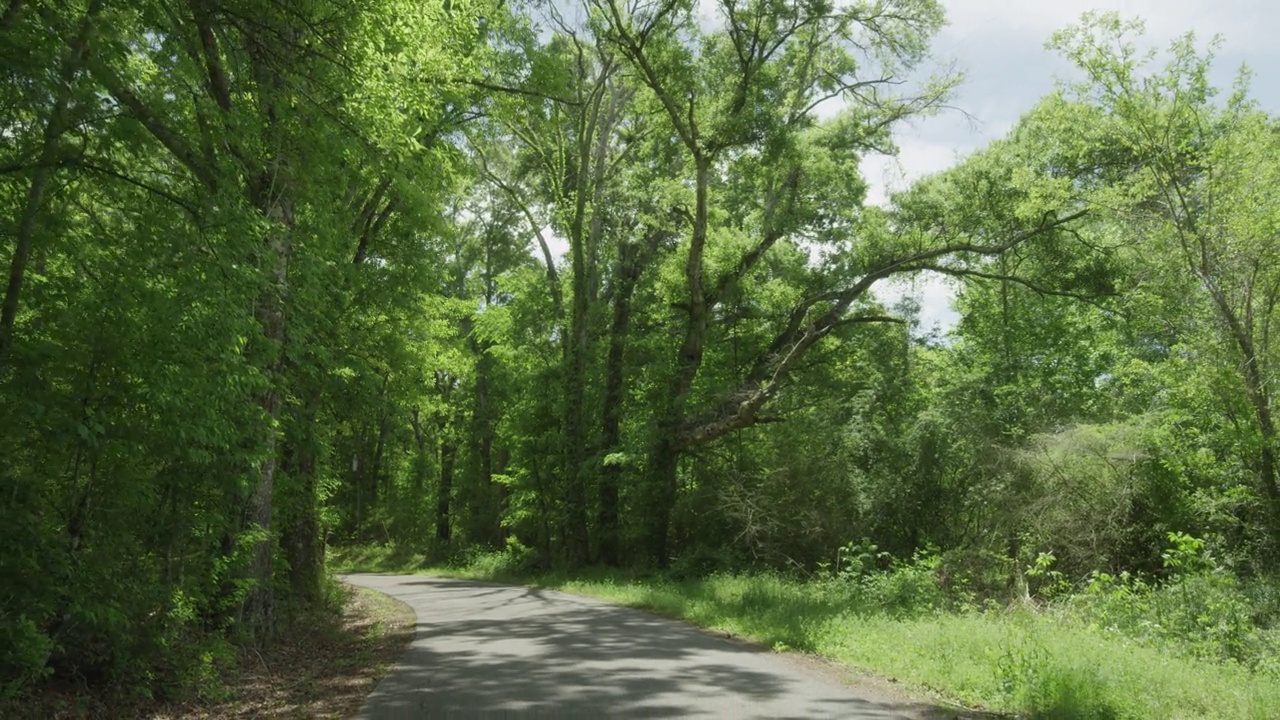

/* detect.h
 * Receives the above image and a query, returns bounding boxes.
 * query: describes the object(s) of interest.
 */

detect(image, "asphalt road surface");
[343,573,975,719]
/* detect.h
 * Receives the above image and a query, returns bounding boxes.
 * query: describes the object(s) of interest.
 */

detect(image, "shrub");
[1023,665,1119,720]
[0,615,53,701]
[861,551,952,616]
[826,542,954,617]
[1070,533,1276,669]
[455,538,539,578]
[667,545,742,580]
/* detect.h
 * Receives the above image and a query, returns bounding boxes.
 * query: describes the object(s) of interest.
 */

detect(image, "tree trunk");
[558,60,621,567]
[1207,285,1280,553]
[1236,338,1280,547]
[598,325,626,567]
[1240,365,1280,551]
[437,417,456,543]
[371,410,390,510]
[561,166,594,567]
[242,201,290,639]
[240,24,298,642]
[644,429,681,566]
[562,311,591,565]
[410,407,432,542]
[597,233,654,566]
[643,155,711,566]
[473,344,499,545]
[242,219,289,640]
[281,386,322,604]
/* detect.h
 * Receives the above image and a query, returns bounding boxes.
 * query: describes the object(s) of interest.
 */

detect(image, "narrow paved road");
[343,574,971,719]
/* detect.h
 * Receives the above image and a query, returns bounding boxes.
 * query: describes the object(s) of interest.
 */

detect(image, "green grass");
[328,547,1280,719]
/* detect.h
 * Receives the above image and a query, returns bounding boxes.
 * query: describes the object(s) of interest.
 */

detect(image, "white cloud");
[874,273,960,338]
[855,0,1280,334]
[909,0,1280,188]
[860,131,982,207]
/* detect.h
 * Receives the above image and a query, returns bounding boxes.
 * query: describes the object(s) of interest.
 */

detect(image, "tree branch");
[84,55,220,189]
[472,143,565,319]
[465,78,581,106]
[70,159,202,217]
[901,263,1113,304]
[678,208,1091,448]
[188,0,234,113]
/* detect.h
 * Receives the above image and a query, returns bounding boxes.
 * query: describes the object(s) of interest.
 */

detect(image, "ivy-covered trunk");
[281,385,323,604]
[241,185,292,640]
[239,20,298,640]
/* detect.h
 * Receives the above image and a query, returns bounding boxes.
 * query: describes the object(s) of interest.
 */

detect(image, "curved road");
[343,574,973,719]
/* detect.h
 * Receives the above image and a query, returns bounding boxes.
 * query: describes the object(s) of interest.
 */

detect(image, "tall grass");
[543,573,1278,719]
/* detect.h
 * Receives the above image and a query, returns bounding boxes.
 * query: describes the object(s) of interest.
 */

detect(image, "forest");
[2,0,1278,715]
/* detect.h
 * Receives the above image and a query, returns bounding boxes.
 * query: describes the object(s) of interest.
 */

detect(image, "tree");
[1052,13,1280,558]
[587,0,1094,563]
[0,0,495,694]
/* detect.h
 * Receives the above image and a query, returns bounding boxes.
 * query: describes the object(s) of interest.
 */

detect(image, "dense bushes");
[1070,566,1280,671]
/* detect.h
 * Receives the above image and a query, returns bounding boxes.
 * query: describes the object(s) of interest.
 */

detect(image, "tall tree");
[1052,13,1280,555]
[0,0,495,693]
[586,0,1094,563]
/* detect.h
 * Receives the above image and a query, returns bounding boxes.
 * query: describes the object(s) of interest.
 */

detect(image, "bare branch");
[464,78,581,106]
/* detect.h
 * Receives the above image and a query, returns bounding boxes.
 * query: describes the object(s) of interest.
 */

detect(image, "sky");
[867,0,1280,333]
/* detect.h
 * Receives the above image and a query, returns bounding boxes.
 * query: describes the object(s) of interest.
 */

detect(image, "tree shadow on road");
[351,577,1003,719]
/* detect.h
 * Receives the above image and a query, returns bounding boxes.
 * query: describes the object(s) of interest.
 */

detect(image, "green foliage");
[1020,667,1119,720]
[9,0,1280,711]
[451,539,542,579]
[1070,564,1279,670]
[823,542,954,618]
[0,616,53,700]
[0,0,497,703]
[1025,552,1071,600]
[327,544,429,575]
[859,551,953,618]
